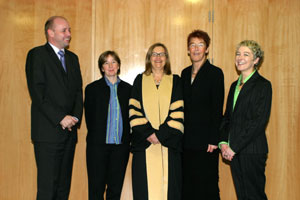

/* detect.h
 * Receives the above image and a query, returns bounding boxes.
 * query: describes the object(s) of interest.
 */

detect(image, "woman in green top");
[219,40,272,200]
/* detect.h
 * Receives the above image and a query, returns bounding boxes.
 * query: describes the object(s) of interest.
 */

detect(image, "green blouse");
[233,70,256,110]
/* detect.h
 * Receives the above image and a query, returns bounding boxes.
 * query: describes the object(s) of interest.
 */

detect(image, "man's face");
[48,18,71,49]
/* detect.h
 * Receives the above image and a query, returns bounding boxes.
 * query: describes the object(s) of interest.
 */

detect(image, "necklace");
[154,78,161,85]
[191,67,199,77]
[191,68,198,74]
[153,73,163,85]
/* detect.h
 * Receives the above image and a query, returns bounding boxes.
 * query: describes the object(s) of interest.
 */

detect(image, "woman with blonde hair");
[219,40,272,200]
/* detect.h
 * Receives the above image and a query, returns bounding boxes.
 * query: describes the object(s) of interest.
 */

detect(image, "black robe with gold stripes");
[129,73,184,200]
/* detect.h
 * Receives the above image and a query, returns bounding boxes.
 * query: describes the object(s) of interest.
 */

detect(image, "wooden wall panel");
[94,0,212,84]
[0,0,92,199]
[1,0,299,199]
[213,0,300,199]
[265,1,300,199]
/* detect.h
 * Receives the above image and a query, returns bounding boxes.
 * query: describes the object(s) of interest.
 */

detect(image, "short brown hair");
[187,29,210,48]
[144,43,171,75]
[98,51,121,76]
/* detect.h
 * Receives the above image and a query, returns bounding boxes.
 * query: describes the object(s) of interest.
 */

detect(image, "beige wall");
[0,0,299,199]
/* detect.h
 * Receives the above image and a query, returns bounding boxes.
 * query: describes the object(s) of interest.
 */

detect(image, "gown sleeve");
[129,74,156,151]
[156,75,184,151]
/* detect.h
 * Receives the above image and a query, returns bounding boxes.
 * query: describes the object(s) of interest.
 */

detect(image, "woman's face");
[150,46,166,71]
[188,37,209,63]
[235,46,259,74]
[101,55,119,78]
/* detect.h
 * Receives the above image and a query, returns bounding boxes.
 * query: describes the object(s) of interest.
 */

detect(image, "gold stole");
[142,74,172,200]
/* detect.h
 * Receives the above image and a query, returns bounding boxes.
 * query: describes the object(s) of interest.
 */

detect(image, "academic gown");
[129,73,184,200]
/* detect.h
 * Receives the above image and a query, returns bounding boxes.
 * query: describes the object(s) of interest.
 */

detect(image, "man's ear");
[47,29,54,38]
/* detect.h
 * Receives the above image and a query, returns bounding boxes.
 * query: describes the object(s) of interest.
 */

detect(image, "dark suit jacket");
[181,60,224,150]
[84,78,132,145]
[26,43,83,143]
[220,71,272,154]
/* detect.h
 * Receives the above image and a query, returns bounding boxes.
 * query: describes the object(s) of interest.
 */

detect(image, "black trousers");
[34,137,76,200]
[86,143,130,200]
[231,154,268,200]
[182,149,220,200]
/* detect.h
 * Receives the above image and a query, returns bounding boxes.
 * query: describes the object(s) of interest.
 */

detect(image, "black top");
[181,60,224,150]
[84,77,132,145]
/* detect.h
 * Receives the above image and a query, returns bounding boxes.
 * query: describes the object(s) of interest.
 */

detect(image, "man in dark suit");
[25,16,83,200]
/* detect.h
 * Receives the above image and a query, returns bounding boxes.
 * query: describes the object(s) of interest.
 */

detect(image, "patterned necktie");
[58,50,67,72]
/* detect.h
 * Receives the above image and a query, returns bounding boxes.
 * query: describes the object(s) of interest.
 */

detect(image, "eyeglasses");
[151,52,167,57]
[189,43,205,49]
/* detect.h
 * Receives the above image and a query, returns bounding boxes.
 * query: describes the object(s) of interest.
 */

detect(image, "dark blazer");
[26,43,83,143]
[84,78,132,145]
[220,71,272,154]
[181,60,224,150]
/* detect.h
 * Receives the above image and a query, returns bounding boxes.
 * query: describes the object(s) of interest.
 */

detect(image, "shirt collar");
[237,70,256,86]
[48,42,65,56]
[104,76,120,86]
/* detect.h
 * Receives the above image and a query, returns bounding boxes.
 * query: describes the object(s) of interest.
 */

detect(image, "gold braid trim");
[170,100,183,110]
[167,120,184,133]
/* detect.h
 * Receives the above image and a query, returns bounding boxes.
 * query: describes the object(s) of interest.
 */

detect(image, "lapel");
[182,66,192,104]
[191,60,210,88]
[184,66,192,85]
[233,71,260,113]
[45,43,68,90]
[45,43,67,74]
[99,77,110,102]
[117,80,125,104]
[182,62,209,106]
[64,50,73,80]
[227,81,237,116]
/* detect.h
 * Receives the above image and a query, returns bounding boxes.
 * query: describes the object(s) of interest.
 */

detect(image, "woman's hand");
[221,143,235,161]
[147,133,160,144]
[207,144,218,153]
